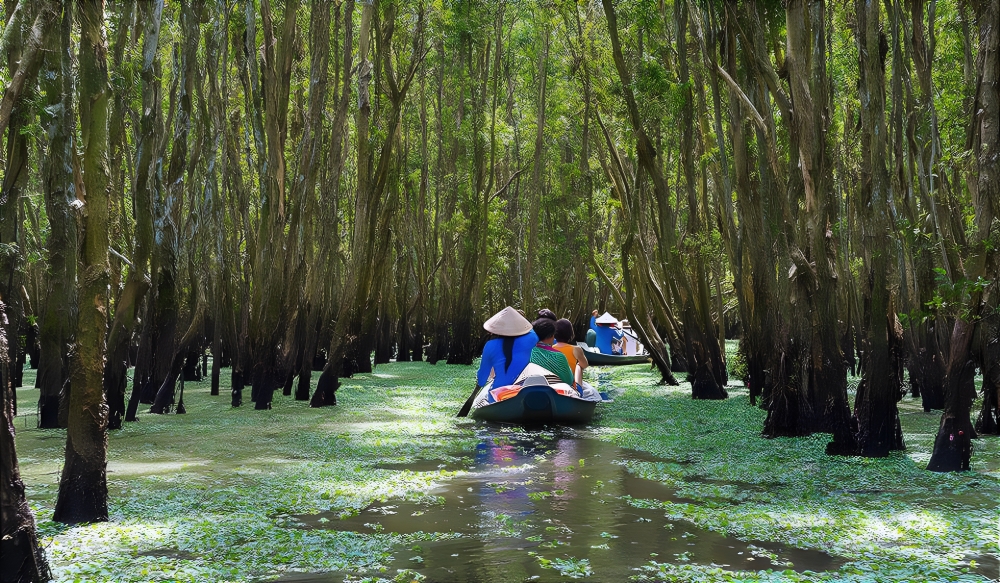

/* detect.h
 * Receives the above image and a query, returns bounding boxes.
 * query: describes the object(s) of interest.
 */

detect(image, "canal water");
[275,426,844,582]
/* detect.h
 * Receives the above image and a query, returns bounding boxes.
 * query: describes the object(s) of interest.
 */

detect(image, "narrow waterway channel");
[275,425,844,582]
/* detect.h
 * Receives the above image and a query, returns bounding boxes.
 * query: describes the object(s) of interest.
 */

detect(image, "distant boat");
[577,343,651,366]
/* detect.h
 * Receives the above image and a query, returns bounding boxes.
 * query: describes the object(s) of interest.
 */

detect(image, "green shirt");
[529,345,575,386]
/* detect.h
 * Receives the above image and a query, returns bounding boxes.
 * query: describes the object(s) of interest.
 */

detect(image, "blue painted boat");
[470,374,598,424]
[471,385,597,424]
[580,350,650,366]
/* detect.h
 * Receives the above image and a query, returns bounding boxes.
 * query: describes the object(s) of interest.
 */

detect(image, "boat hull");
[582,351,650,366]
[471,386,597,424]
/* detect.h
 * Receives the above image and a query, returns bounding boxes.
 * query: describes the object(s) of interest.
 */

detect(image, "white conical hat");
[595,311,618,325]
[483,306,532,336]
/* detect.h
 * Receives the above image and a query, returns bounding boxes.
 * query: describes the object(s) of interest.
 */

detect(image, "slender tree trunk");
[900,0,948,412]
[149,0,201,414]
[721,5,775,405]
[315,0,378,406]
[122,8,163,418]
[54,0,112,524]
[854,0,905,457]
[37,1,78,429]
[928,0,998,470]
[316,0,426,403]
[103,1,158,426]
[524,21,549,312]
[246,0,299,410]
[677,0,726,399]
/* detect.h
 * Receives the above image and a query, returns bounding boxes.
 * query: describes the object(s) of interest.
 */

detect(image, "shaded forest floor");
[12,355,1000,583]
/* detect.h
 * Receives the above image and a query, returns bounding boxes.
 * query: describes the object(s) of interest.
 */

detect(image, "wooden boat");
[470,367,599,424]
[471,384,598,424]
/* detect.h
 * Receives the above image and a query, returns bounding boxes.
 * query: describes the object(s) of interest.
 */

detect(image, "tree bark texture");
[53,0,111,524]
[110,0,163,427]
[853,0,906,457]
[37,1,78,429]
[928,0,998,471]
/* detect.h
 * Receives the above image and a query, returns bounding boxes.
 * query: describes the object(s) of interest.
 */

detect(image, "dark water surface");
[275,427,844,582]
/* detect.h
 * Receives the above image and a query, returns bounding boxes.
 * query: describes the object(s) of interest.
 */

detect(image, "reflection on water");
[277,427,844,582]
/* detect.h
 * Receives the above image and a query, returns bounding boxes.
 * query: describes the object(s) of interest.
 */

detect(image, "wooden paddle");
[457,383,481,417]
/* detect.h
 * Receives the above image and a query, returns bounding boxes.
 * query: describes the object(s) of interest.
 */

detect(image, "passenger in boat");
[477,307,538,389]
[537,308,558,322]
[529,318,575,386]
[589,311,624,354]
[553,318,589,388]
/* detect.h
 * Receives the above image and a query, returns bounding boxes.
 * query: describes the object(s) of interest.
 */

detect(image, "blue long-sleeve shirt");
[477,330,539,387]
[589,315,623,354]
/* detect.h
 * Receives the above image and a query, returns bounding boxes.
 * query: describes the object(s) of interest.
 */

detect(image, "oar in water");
[457,384,481,417]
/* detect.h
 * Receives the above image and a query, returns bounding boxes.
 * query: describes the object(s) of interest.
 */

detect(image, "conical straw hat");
[483,306,532,336]
[595,311,618,325]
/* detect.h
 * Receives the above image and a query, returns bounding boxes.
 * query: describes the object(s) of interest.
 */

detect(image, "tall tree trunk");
[123,3,164,421]
[854,0,905,457]
[1,2,53,407]
[294,0,333,401]
[928,0,998,471]
[247,0,299,410]
[107,0,162,427]
[149,0,201,414]
[449,6,503,365]
[1,298,52,582]
[524,19,549,313]
[53,0,112,524]
[37,1,78,429]
[600,0,697,388]
[677,0,726,399]
[315,0,426,404]
[901,0,948,412]
[720,4,776,405]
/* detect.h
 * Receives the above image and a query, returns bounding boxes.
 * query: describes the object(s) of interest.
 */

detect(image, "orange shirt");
[553,343,578,375]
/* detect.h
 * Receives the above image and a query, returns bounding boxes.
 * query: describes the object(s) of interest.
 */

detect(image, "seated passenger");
[590,311,624,354]
[553,318,589,388]
[529,318,575,386]
[477,307,538,389]
[537,308,558,322]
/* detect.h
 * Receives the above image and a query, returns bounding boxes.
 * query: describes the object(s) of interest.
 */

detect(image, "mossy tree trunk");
[928,0,998,471]
[245,0,299,410]
[37,0,78,429]
[105,0,159,424]
[676,0,726,399]
[853,0,906,457]
[149,0,204,415]
[315,0,427,405]
[53,0,112,524]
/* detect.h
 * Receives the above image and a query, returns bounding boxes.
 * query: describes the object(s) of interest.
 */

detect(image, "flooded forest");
[1,0,999,582]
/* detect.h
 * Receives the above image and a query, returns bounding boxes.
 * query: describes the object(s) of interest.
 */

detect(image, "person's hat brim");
[484,306,533,336]
[595,311,618,325]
